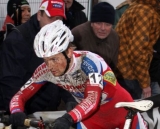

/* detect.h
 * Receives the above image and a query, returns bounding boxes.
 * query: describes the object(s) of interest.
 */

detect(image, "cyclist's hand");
[10,112,27,126]
[66,101,78,112]
[142,87,151,98]
[49,113,73,129]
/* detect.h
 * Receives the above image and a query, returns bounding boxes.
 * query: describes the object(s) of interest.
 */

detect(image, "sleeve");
[0,31,32,112]
[68,73,103,122]
[128,12,160,88]
[10,77,45,113]
[68,54,104,122]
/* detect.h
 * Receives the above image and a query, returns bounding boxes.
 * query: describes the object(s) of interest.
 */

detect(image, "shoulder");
[109,29,119,37]
[107,29,119,43]
[80,51,108,75]
[72,22,90,35]
[32,63,49,81]
[128,2,157,15]
[3,29,24,46]
[116,0,131,9]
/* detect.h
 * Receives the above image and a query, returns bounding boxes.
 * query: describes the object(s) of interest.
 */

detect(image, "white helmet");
[34,20,74,58]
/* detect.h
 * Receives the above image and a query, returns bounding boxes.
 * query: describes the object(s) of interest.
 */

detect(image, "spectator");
[115,0,160,99]
[0,0,75,115]
[63,0,87,29]
[0,0,31,46]
[114,0,132,28]
[71,2,119,72]
[2,0,31,31]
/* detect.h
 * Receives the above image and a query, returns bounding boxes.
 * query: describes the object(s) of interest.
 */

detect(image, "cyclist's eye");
[52,58,59,62]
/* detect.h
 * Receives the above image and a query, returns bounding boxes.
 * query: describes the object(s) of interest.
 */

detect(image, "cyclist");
[9,20,147,129]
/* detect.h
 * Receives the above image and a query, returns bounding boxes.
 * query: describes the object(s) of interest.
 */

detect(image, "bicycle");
[0,100,153,129]
[0,110,74,129]
[115,100,153,129]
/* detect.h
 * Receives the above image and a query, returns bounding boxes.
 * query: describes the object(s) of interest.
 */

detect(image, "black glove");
[65,101,78,112]
[49,113,74,129]
[9,112,27,126]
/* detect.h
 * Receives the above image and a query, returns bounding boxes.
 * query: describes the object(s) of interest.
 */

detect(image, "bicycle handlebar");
[24,119,44,128]
[0,112,45,129]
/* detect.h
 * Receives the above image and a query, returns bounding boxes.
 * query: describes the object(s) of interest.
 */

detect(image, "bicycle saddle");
[115,100,153,111]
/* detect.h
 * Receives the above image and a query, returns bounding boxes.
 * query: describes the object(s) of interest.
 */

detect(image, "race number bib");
[88,73,103,89]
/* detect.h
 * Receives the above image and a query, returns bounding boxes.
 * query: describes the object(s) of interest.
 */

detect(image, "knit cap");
[7,0,29,18]
[91,2,115,25]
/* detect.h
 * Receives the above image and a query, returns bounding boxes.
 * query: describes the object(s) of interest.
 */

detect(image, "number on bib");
[88,73,103,89]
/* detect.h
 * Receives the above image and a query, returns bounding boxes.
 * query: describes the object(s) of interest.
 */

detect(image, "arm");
[10,78,46,113]
[68,73,103,122]
[9,78,46,127]
[0,31,32,112]
[129,13,160,97]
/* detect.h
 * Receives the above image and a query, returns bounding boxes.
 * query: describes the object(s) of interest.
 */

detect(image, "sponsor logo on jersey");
[58,83,86,92]
[79,91,98,114]
[81,57,98,75]
[103,71,116,86]
[33,63,48,80]
[20,78,33,91]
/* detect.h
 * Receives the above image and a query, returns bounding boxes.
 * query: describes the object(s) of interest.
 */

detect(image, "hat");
[7,0,30,17]
[91,2,115,25]
[39,0,66,19]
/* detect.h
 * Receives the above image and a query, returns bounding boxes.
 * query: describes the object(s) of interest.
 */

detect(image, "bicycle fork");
[123,108,137,129]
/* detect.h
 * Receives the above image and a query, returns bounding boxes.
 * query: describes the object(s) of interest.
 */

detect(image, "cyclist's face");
[37,11,63,28]
[44,48,73,76]
[21,6,31,24]
[91,22,112,39]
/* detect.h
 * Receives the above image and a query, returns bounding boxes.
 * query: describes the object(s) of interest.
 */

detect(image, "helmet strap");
[62,51,71,75]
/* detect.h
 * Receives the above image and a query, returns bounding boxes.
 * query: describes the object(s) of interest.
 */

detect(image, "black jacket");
[0,14,75,114]
[63,0,87,29]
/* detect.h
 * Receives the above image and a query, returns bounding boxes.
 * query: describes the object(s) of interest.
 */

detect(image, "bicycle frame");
[123,108,137,129]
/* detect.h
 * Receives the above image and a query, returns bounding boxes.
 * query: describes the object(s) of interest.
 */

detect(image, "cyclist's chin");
[51,71,62,77]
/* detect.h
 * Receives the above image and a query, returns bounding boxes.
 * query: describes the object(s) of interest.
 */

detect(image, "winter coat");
[63,0,87,29]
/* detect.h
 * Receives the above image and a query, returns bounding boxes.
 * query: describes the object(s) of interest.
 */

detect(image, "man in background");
[72,2,119,73]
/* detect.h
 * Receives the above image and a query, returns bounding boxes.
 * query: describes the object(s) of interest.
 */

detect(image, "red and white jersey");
[10,51,123,122]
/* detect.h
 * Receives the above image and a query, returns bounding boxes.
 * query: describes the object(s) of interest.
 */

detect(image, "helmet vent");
[51,37,56,44]
[42,41,45,52]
